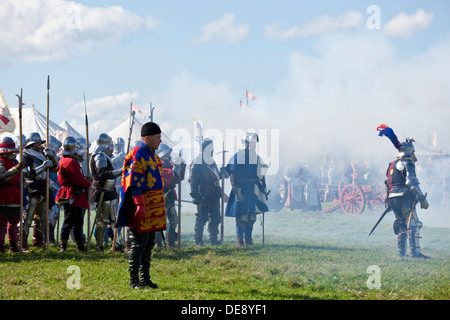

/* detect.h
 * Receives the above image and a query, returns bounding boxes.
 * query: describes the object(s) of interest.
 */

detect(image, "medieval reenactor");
[22,132,58,250]
[90,133,122,252]
[189,138,222,247]
[55,137,91,252]
[153,143,177,247]
[47,135,62,244]
[377,124,430,258]
[0,137,26,253]
[116,122,167,289]
[225,131,269,248]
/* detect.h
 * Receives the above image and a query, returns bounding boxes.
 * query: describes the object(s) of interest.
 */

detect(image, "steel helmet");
[62,136,79,156]
[25,132,46,148]
[0,137,19,154]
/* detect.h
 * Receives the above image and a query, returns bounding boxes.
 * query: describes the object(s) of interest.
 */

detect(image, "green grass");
[1,206,449,300]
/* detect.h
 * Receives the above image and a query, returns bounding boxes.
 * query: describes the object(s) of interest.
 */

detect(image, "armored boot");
[168,230,177,248]
[32,216,44,247]
[397,232,407,257]
[155,232,163,247]
[409,231,430,259]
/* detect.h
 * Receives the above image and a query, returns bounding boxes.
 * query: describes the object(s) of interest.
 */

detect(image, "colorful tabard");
[116,142,166,233]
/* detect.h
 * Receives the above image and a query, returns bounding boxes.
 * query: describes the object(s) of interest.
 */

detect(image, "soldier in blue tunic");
[225,131,268,248]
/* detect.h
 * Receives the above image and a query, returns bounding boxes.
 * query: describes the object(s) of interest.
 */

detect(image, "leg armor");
[95,200,115,250]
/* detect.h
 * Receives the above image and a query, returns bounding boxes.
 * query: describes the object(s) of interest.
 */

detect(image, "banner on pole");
[0,89,16,133]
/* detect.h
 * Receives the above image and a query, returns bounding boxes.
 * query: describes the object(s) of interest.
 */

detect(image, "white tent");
[0,107,70,142]
[59,120,84,140]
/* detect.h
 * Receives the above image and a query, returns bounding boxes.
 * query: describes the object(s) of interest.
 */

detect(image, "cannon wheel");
[340,184,366,215]
[367,185,386,214]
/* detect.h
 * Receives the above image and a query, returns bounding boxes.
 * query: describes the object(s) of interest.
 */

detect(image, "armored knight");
[377,124,429,258]
[22,132,59,249]
[90,133,121,251]
[0,137,26,253]
[225,131,269,248]
[189,138,222,246]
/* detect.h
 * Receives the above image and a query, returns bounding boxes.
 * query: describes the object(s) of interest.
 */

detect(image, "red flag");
[0,90,15,133]
[131,103,145,121]
[246,90,257,101]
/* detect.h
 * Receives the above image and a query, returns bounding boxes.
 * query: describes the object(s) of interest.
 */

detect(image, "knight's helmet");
[241,130,259,148]
[48,135,62,154]
[0,137,19,160]
[25,132,46,149]
[201,138,214,162]
[113,137,125,155]
[62,136,79,156]
[377,124,416,160]
[157,143,172,161]
[14,135,26,150]
[95,133,113,157]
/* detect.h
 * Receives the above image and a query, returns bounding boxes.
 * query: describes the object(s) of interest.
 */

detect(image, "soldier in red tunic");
[0,137,26,253]
[55,137,91,252]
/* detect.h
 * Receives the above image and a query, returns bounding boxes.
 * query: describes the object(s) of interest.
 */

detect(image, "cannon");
[320,182,385,215]
[267,172,385,215]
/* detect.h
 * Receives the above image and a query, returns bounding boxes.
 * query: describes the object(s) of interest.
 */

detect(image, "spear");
[218,142,228,242]
[16,89,25,252]
[45,76,50,252]
[84,93,91,252]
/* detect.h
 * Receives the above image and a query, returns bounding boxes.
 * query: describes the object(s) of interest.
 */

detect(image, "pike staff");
[218,142,228,242]
[16,89,25,252]
[177,149,182,249]
[84,93,92,252]
[45,76,50,253]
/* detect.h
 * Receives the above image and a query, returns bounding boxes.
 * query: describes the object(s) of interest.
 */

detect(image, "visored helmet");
[114,137,125,154]
[95,133,113,156]
[62,136,79,156]
[398,137,416,158]
[241,130,259,147]
[48,135,62,153]
[157,143,172,159]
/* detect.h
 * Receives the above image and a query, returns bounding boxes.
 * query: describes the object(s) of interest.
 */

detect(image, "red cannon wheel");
[339,184,366,215]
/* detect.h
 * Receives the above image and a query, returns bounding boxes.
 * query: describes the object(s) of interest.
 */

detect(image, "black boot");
[75,239,87,252]
[9,240,19,253]
[128,230,144,289]
[60,239,68,252]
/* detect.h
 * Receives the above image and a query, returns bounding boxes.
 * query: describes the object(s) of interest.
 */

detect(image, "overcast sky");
[1,0,449,165]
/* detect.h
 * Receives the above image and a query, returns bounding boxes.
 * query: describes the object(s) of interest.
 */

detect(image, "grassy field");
[1,204,449,303]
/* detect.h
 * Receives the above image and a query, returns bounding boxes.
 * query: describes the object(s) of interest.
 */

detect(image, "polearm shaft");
[219,142,228,242]
[84,93,91,252]
[16,89,25,252]
[45,76,50,253]
[177,149,182,249]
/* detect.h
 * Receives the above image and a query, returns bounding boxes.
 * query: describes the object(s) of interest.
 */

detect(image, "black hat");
[141,122,162,137]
